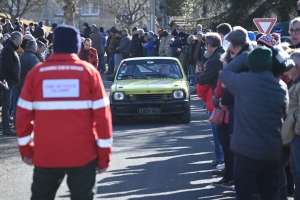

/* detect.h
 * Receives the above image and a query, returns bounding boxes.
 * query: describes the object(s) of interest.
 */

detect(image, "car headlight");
[113,92,125,100]
[173,90,184,99]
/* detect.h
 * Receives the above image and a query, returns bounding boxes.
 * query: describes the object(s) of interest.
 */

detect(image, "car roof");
[122,57,180,62]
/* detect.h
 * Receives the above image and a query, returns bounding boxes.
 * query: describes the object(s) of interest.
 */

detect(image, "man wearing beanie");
[159,30,168,56]
[33,21,46,39]
[129,26,139,57]
[219,46,288,199]
[46,23,58,44]
[13,21,23,34]
[1,18,8,35]
[16,25,113,199]
[166,29,181,58]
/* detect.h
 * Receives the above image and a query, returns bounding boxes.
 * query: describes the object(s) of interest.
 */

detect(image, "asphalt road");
[0,75,236,200]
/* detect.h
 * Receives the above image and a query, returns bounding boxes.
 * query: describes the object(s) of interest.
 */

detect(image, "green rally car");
[107,57,190,125]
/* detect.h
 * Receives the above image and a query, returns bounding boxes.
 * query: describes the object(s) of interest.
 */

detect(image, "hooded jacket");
[19,49,40,86]
[165,35,174,57]
[116,33,131,54]
[90,27,104,54]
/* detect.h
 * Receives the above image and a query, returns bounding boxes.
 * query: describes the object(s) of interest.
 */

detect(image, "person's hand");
[23,157,33,165]
[176,48,181,53]
[221,83,226,88]
[97,167,107,174]
[195,65,199,73]
[219,101,228,111]
[165,45,170,49]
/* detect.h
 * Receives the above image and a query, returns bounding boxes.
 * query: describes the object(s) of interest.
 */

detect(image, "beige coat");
[158,37,166,56]
[282,80,300,145]
[165,35,174,57]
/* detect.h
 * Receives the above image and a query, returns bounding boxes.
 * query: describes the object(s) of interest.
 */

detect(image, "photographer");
[219,46,289,200]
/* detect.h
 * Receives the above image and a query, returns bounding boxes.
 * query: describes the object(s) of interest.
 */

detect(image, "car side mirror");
[106,75,115,81]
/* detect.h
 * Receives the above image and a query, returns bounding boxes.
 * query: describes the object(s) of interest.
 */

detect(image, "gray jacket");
[220,69,289,161]
[90,27,104,54]
[20,49,40,85]
[117,33,131,54]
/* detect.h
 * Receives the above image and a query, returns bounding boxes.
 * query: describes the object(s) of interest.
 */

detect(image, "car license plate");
[138,108,161,114]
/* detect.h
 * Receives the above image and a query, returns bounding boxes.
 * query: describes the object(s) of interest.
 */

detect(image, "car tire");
[179,102,191,124]
[112,113,120,125]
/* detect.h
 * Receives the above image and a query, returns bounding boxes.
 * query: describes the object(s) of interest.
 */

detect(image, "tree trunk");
[63,0,76,26]
[155,0,169,29]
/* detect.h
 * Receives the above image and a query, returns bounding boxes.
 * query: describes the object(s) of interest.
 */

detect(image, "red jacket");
[16,54,112,168]
[196,84,214,112]
[78,47,99,68]
[214,78,224,100]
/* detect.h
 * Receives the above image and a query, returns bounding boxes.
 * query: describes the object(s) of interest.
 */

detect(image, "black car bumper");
[111,99,189,116]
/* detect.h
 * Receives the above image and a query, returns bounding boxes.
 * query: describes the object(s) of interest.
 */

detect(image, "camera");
[271,45,295,76]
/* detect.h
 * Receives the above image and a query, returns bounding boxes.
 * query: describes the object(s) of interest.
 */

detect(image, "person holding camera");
[219,46,289,200]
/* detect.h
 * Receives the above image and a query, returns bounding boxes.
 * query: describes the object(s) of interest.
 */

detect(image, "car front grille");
[126,94,172,101]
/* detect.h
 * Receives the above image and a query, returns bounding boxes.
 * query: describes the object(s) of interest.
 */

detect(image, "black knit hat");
[53,25,81,54]
[171,29,179,36]
[162,30,169,37]
[1,18,5,23]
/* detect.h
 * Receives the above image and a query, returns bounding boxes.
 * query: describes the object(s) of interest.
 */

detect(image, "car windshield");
[116,59,183,80]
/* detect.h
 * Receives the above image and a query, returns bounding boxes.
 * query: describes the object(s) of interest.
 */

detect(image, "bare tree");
[0,0,48,22]
[98,0,149,29]
[52,0,77,25]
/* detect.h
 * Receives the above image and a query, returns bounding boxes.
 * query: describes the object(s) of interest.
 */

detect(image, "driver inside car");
[160,64,179,78]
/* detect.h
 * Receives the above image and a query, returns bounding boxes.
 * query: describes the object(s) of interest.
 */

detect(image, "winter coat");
[106,36,112,55]
[220,69,288,161]
[136,36,146,57]
[152,39,160,56]
[78,47,98,68]
[282,76,300,145]
[0,40,21,84]
[46,32,53,45]
[116,34,131,54]
[190,40,206,65]
[90,27,104,55]
[143,38,154,56]
[19,49,40,85]
[33,27,46,39]
[165,35,174,57]
[82,27,91,38]
[129,34,139,55]
[196,84,214,112]
[13,25,23,34]
[159,37,167,56]
[108,35,117,54]
[169,36,181,58]
[102,31,106,52]
[195,46,225,93]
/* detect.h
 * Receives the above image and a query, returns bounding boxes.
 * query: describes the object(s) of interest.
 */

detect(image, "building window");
[81,2,100,16]
[55,3,64,16]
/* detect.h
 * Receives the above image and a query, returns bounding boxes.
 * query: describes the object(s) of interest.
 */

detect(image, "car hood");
[114,79,184,94]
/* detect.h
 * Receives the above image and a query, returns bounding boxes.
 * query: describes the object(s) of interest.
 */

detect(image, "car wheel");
[179,102,191,124]
[112,112,120,125]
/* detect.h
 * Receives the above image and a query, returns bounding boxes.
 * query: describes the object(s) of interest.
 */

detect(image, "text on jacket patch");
[43,79,80,98]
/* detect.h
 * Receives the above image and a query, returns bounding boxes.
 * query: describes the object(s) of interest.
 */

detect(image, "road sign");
[253,18,277,34]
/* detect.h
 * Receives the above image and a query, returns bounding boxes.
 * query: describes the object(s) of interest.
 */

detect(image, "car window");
[116,59,183,80]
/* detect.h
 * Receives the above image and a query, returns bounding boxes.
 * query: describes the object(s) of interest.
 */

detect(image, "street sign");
[253,18,277,34]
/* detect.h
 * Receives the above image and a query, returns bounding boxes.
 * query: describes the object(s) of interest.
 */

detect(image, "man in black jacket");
[13,21,23,33]
[129,27,139,57]
[33,21,46,39]
[14,41,40,126]
[81,22,91,39]
[195,32,225,168]
[0,31,23,135]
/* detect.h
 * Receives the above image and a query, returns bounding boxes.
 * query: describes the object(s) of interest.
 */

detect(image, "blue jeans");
[114,53,123,72]
[2,84,15,131]
[291,135,300,199]
[98,53,105,73]
[234,153,279,200]
[108,53,115,74]
[13,85,22,126]
[209,112,224,161]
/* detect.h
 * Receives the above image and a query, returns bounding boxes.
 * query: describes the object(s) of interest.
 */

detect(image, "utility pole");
[150,0,155,31]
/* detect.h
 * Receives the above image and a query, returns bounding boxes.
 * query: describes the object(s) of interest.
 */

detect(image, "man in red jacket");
[16,25,113,200]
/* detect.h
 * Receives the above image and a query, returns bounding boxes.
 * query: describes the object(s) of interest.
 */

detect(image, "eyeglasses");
[289,28,300,35]
[84,44,90,46]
